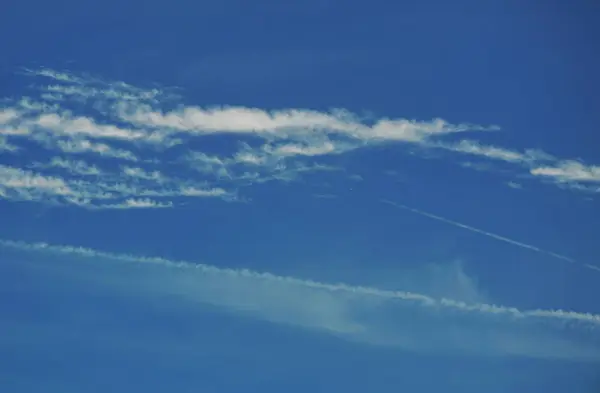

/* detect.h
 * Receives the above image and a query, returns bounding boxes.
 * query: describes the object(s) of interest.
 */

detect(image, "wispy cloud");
[0,66,598,211]
[0,159,234,209]
[31,157,103,176]
[433,140,554,164]
[0,136,18,152]
[121,166,165,182]
[0,165,81,202]
[115,103,493,144]
[0,108,22,125]
[427,139,599,192]
[531,161,600,183]
[54,139,139,161]
[94,198,174,210]
[2,239,599,361]
[21,67,168,103]
[29,112,152,143]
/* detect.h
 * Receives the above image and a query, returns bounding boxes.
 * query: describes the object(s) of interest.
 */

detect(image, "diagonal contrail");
[380,199,599,272]
[1,238,599,325]
[2,238,600,361]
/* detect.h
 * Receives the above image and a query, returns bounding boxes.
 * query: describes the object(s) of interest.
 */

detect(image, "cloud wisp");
[531,161,600,186]
[0,163,234,209]
[1,239,599,361]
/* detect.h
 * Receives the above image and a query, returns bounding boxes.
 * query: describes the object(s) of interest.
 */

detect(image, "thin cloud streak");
[432,140,554,164]
[2,239,597,325]
[1,239,599,361]
[96,198,173,209]
[380,199,599,273]
[585,264,600,273]
[531,161,600,183]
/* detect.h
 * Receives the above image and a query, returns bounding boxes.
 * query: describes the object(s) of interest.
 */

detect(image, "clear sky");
[1,0,600,391]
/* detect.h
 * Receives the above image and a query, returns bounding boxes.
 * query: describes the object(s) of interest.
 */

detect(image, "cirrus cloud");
[0,67,598,210]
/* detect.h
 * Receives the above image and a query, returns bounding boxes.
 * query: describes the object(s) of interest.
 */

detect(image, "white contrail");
[584,264,600,272]
[1,238,599,327]
[381,199,599,272]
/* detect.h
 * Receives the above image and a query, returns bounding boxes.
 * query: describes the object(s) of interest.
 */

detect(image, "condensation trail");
[1,238,599,327]
[380,199,600,272]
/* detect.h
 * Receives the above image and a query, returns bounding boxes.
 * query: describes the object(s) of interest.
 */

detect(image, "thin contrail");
[380,199,599,272]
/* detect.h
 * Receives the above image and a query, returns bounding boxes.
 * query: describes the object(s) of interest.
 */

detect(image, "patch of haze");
[384,260,489,305]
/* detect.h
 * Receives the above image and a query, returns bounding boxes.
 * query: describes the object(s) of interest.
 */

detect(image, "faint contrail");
[3,238,600,361]
[1,238,599,326]
[381,199,598,272]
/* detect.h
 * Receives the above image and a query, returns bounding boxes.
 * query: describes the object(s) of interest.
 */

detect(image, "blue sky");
[1,0,600,391]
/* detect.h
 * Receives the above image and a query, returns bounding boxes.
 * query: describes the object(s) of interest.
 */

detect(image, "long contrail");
[380,199,598,272]
[1,238,599,326]
[2,238,600,361]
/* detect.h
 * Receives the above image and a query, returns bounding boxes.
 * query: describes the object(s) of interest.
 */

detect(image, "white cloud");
[115,103,494,146]
[531,160,600,183]
[44,84,163,103]
[122,166,165,182]
[429,140,600,190]
[0,126,29,136]
[54,139,138,161]
[179,186,229,197]
[0,66,598,210]
[0,136,18,152]
[16,97,61,113]
[433,140,553,164]
[0,157,235,208]
[269,141,338,156]
[0,108,21,124]
[2,239,599,361]
[117,104,361,134]
[22,67,167,103]
[233,150,266,165]
[96,198,174,209]
[185,152,233,178]
[21,67,84,83]
[184,146,341,186]
[0,165,75,201]
[31,112,148,142]
[34,157,103,176]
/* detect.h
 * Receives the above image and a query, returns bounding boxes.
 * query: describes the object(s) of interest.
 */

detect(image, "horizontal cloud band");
[2,238,599,362]
[1,67,599,210]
